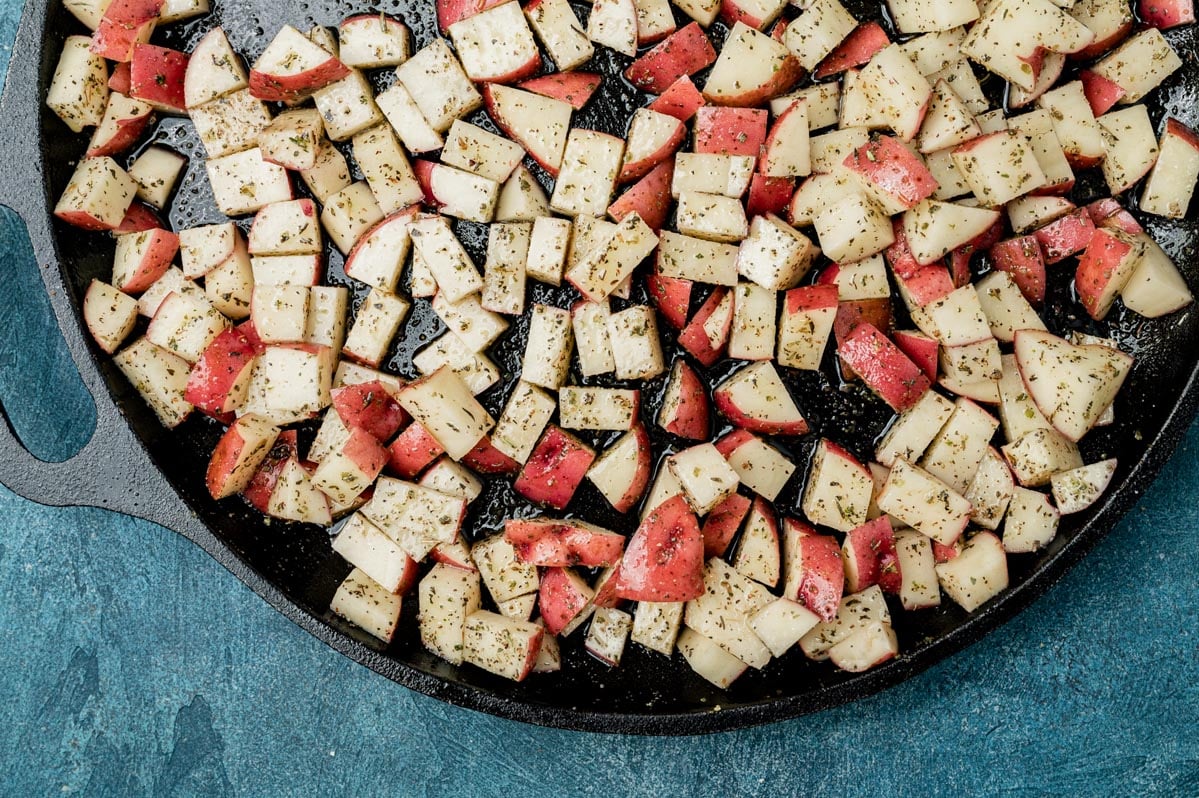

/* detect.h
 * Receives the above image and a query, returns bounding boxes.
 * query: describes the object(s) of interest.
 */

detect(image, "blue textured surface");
[1,9,1197,797]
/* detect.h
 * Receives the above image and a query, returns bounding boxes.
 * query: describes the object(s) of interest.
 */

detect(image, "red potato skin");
[713,384,810,436]
[693,106,768,159]
[898,264,955,306]
[86,102,154,157]
[91,0,162,62]
[844,137,938,210]
[746,173,795,219]
[813,22,890,79]
[1086,198,1143,235]
[591,567,625,609]
[834,297,893,382]
[206,419,280,500]
[1034,208,1096,264]
[236,320,267,354]
[514,426,596,510]
[646,269,693,331]
[610,159,675,231]
[624,23,717,95]
[1140,0,1195,28]
[678,288,731,367]
[720,0,781,30]
[1074,227,1138,320]
[109,62,132,94]
[461,436,521,475]
[612,494,704,602]
[129,44,189,113]
[842,516,901,594]
[429,542,476,572]
[1079,70,1126,116]
[412,159,440,209]
[837,322,930,412]
[1072,16,1133,60]
[661,360,710,440]
[345,208,421,279]
[386,423,444,479]
[332,380,409,442]
[185,327,257,417]
[947,219,1003,287]
[784,520,844,622]
[932,540,960,563]
[114,202,165,235]
[249,58,350,104]
[713,428,755,459]
[704,52,803,108]
[504,519,626,567]
[784,283,838,314]
[892,330,938,381]
[118,228,179,294]
[473,52,543,87]
[647,76,706,122]
[437,0,507,33]
[241,430,299,513]
[884,219,921,278]
[988,236,1047,303]
[619,119,685,183]
[516,73,602,111]
[608,424,652,513]
[342,427,388,480]
[700,491,751,559]
[481,85,562,176]
[538,567,592,636]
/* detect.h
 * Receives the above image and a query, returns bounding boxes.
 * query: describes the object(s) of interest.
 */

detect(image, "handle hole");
[0,208,95,462]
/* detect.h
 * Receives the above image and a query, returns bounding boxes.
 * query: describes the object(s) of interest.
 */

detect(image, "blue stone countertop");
[1,5,1196,796]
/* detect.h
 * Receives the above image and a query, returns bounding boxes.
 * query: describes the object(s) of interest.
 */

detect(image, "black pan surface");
[0,0,1196,735]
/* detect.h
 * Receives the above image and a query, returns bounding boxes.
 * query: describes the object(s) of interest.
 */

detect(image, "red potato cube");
[720,0,786,30]
[610,159,675,232]
[1097,105,1160,196]
[777,284,838,371]
[90,0,161,62]
[86,93,153,158]
[332,381,407,442]
[241,430,299,513]
[1139,0,1194,28]
[539,567,594,636]
[620,109,686,183]
[436,0,507,32]
[1091,29,1181,105]
[1071,0,1133,58]
[448,1,541,83]
[678,288,733,366]
[112,227,178,294]
[694,107,768,159]
[704,22,802,107]
[549,129,626,218]
[183,27,248,110]
[647,76,706,122]
[613,494,705,602]
[781,0,857,72]
[505,519,625,567]
[802,438,873,533]
[386,423,444,479]
[516,73,601,112]
[1122,234,1194,318]
[625,23,717,95]
[460,437,521,476]
[781,518,844,622]
[55,157,137,231]
[1075,227,1145,320]
[813,21,889,79]
[701,492,752,559]
[837,323,931,412]
[83,280,138,355]
[760,101,810,179]
[311,427,388,506]
[746,174,795,219]
[115,203,164,237]
[714,361,809,436]
[843,135,938,211]
[128,44,187,114]
[206,415,281,500]
[515,426,596,510]
[658,359,711,441]
[1141,118,1199,220]
[337,14,410,69]
[1033,208,1095,264]
[646,269,693,331]
[732,497,781,587]
[842,517,901,594]
[396,367,493,460]
[1086,198,1143,235]
[249,24,349,103]
[876,458,971,545]
[184,327,257,418]
[588,0,639,57]
[585,424,653,513]
[988,236,1047,304]
[1078,70,1126,117]
[524,0,594,72]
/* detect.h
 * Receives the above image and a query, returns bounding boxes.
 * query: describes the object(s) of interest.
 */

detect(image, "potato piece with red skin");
[514,426,596,510]
[91,0,161,62]
[701,492,752,559]
[843,136,938,211]
[1034,208,1095,264]
[841,517,901,594]
[658,359,710,441]
[248,26,349,103]
[781,518,844,622]
[113,228,179,294]
[241,430,299,513]
[833,298,893,380]
[1079,70,1126,117]
[625,23,717,95]
[1086,198,1143,235]
[714,361,810,436]
[206,415,281,500]
[437,0,507,33]
[386,423,444,479]
[646,269,693,331]
[129,44,188,113]
[505,519,626,567]
[619,111,685,184]
[647,76,706,122]
[517,72,602,110]
[813,21,889,79]
[461,437,521,475]
[114,203,164,236]
[1139,0,1194,28]
[610,159,674,232]
[185,327,257,419]
[538,567,594,636]
[694,107,768,159]
[612,494,705,602]
[988,236,1047,304]
[1075,227,1145,320]
[893,329,938,381]
[746,174,795,219]
[837,322,930,412]
[86,94,154,158]
[678,288,732,366]
[332,380,408,442]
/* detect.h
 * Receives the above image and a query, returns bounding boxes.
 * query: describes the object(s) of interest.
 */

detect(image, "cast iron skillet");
[0,0,1196,735]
